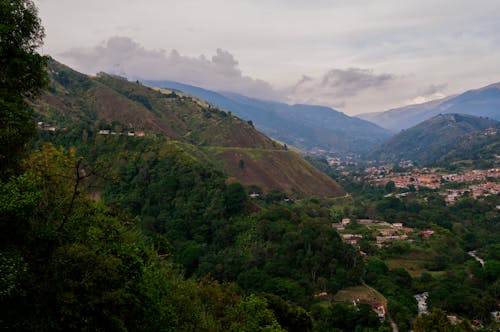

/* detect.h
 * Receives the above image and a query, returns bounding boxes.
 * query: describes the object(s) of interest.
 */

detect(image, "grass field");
[333,285,386,304]
[385,249,446,277]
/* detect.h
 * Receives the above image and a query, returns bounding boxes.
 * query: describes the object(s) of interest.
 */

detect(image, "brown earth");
[206,147,345,198]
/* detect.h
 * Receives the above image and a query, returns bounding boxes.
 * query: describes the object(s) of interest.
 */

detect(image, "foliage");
[413,309,473,332]
[312,302,389,331]
[0,144,288,331]
[0,0,48,176]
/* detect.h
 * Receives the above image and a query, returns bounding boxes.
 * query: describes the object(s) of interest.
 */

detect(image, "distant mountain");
[366,113,500,165]
[358,82,500,132]
[34,59,344,198]
[143,80,392,155]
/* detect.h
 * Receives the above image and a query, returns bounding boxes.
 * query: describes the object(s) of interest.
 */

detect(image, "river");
[414,292,429,316]
[468,250,485,267]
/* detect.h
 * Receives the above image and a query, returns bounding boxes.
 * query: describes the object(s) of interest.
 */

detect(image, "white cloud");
[59,37,278,100]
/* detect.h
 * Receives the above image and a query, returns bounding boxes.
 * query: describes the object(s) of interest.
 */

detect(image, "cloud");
[283,68,397,110]
[419,83,447,96]
[57,37,431,114]
[59,36,279,100]
[407,83,448,105]
[319,68,395,97]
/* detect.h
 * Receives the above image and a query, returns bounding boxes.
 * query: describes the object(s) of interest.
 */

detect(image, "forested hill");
[40,59,276,149]
[358,82,500,132]
[366,113,500,165]
[34,58,344,198]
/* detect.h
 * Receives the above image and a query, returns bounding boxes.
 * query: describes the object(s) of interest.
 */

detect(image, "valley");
[2,2,499,330]
[28,61,500,331]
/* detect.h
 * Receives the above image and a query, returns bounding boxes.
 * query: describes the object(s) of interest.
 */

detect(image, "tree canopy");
[0,0,48,176]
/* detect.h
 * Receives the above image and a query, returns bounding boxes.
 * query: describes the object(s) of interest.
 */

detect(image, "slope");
[358,82,500,132]
[34,59,344,198]
[366,113,500,165]
[143,80,392,155]
[205,147,344,197]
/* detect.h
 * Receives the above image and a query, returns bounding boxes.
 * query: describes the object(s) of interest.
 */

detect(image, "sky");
[34,0,500,115]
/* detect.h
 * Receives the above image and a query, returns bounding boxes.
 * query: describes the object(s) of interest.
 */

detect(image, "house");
[313,292,328,298]
[127,131,135,136]
[341,218,351,225]
[392,222,403,229]
[135,131,145,137]
[379,229,397,236]
[342,234,363,244]
[249,193,260,198]
[420,230,435,238]
[331,224,345,231]
[374,303,386,319]
[98,129,110,135]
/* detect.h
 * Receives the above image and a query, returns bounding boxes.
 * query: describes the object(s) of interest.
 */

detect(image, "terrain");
[358,82,500,132]
[144,80,392,155]
[35,59,343,198]
[366,113,500,165]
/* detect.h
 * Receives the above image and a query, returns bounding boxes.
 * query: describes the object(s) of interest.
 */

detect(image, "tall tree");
[0,0,47,176]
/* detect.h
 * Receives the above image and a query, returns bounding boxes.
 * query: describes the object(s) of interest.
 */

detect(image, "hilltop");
[34,59,344,198]
[143,80,392,155]
[366,113,500,165]
[358,82,500,132]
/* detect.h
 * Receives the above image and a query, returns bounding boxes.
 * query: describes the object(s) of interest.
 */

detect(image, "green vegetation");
[367,113,499,166]
[3,2,498,330]
[0,0,47,176]
[309,158,499,330]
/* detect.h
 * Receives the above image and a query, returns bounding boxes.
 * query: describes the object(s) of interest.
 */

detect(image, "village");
[37,122,154,138]
[364,166,500,204]
[332,218,434,250]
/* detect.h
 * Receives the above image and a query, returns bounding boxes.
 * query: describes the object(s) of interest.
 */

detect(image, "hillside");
[143,80,392,155]
[38,59,276,149]
[366,113,500,165]
[358,82,500,132]
[205,147,344,197]
[34,59,343,198]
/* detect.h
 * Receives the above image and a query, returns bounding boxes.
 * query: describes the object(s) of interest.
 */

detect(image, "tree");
[224,182,248,214]
[413,309,473,332]
[0,0,48,176]
[385,180,396,193]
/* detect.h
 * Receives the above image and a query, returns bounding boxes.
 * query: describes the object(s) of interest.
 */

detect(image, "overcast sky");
[34,0,500,115]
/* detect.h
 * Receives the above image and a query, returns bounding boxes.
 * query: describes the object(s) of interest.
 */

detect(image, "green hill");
[366,113,500,165]
[205,147,344,197]
[34,59,343,198]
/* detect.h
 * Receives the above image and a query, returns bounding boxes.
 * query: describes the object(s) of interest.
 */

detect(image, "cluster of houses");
[369,167,499,193]
[443,181,500,203]
[377,173,442,190]
[37,122,57,131]
[442,168,500,183]
[366,166,500,204]
[333,218,435,249]
[98,129,146,137]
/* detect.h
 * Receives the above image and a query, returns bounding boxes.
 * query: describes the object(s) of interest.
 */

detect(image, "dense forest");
[1,1,498,331]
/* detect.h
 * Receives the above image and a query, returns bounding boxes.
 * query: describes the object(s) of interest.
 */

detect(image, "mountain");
[366,113,500,165]
[143,80,392,155]
[34,59,344,198]
[358,82,500,132]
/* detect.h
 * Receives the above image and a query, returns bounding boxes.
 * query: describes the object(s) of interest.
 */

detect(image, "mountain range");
[366,113,500,165]
[34,59,344,198]
[143,80,392,155]
[358,82,500,132]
